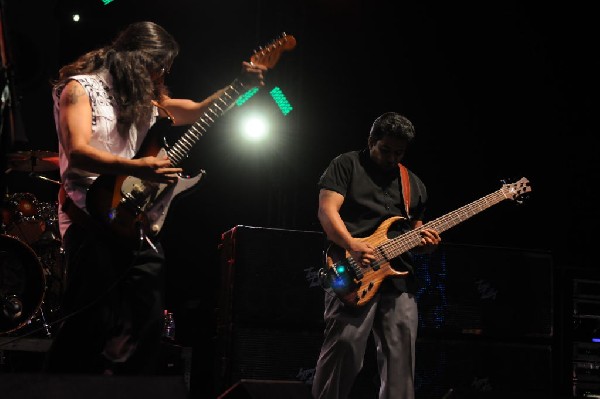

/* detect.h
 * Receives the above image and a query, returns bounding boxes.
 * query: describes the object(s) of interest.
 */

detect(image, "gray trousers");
[311,287,418,399]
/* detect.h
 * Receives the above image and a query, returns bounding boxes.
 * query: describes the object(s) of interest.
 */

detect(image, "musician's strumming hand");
[136,155,182,184]
[348,239,376,268]
[239,61,267,88]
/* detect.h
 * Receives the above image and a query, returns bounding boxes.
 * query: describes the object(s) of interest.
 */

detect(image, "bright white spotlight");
[240,114,269,141]
[72,14,80,22]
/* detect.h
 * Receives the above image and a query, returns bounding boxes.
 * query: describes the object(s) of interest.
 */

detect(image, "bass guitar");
[323,177,532,307]
[85,33,296,245]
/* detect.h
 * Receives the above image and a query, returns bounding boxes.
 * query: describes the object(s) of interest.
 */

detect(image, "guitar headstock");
[501,177,532,204]
[250,33,297,69]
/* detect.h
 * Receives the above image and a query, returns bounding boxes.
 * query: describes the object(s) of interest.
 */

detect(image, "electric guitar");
[85,33,296,245]
[323,177,532,307]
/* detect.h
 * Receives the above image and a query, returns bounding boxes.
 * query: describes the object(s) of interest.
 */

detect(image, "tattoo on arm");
[65,85,86,105]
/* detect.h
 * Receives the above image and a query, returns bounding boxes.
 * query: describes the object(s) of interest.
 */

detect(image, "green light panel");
[236,87,259,106]
[269,87,293,115]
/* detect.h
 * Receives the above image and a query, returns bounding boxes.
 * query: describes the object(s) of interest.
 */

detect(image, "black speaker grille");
[414,244,554,338]
[220,226,325,329]
[230,327,322,384]
[415,338,553,398]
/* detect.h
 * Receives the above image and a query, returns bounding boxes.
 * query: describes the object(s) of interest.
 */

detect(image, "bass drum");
[0,234,46,335]
[1,192,45,246]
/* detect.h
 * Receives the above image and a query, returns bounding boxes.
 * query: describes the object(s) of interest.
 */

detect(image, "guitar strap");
[399,163,411,218]
[151,100,176,124]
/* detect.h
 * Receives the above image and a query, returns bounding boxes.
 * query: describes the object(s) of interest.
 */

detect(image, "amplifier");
[414,243,554,339]
[216,225,326,393]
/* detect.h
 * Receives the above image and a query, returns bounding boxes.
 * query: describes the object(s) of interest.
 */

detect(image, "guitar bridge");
[120,178,161,215]
[121,192,145,215]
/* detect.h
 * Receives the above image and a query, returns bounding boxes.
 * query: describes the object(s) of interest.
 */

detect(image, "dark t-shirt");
[318,149,428,293]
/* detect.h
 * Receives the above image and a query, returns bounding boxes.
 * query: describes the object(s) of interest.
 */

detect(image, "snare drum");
[1,193,45,245]
[0,234,46,335]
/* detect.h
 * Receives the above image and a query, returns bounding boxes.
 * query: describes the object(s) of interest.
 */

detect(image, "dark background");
[1,0,598,397]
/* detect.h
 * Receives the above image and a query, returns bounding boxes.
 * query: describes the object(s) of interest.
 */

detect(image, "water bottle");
[163,309,176,341]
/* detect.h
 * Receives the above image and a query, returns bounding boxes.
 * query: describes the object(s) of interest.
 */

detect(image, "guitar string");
[372,188,510,269]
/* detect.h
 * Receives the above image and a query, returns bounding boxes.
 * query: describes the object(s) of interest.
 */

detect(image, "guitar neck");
[167,79,247,167]
[382,188,509,259]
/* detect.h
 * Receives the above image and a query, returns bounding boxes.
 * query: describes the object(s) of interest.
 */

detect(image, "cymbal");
[6,150,59,172]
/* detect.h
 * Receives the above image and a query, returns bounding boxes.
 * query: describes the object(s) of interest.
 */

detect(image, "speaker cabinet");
[414,243,554,339]
[351,336,553,399]
[216,226,326,393]
[1,374,189,399]
[415,337,553,399]
[223,327,322,384]
[217,379,313,399]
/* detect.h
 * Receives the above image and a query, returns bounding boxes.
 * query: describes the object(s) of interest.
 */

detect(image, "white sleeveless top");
[52,70,158,238]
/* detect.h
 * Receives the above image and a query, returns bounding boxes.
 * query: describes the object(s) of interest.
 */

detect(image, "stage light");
[240,113,269,141]
[269,87,293,116]
[102,0,115,5]
[72,14,80,22]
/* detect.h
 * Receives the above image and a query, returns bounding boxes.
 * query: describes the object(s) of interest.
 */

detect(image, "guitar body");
[86,142,204,244]
[324,216,409,307]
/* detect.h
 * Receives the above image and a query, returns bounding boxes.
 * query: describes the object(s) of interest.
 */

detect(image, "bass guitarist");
[312,112,441,399]
[44,21,267,375]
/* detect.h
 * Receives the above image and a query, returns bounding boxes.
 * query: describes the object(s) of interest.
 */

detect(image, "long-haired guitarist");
[44,21,267,376]
[312,112,441,399]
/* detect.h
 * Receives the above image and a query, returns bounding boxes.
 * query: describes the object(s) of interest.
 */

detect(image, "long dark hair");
[55,21,179,131]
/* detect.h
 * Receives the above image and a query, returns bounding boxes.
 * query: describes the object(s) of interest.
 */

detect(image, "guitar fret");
[178,144,190,156]
[218,96,231,107]
[209,109,221,119]
[190,124,206,136]
[169,148,185,163]
[178,136,194,150]
[198,116,212,128]
[203,112,215,124]
[181,135,198,149]
[167,150,179,164]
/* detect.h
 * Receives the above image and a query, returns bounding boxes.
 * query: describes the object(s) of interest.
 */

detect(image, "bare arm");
[158,61,267,126]
[318,189,376,266]
[58,80,181,182]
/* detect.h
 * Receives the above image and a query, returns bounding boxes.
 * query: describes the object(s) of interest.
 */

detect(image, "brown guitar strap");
[399,163,410,218]
[151,100,176,124]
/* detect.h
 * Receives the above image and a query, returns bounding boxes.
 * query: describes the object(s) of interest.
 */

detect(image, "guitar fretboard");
[380,188,508,260]
[166,79,246,167]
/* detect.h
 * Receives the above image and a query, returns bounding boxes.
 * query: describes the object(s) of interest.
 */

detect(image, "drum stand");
[35,306,52,338]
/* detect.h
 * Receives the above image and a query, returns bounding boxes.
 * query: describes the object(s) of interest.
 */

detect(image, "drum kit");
[1,150,64,337]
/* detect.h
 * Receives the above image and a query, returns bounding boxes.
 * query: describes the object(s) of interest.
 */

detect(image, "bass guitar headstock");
[501,177,532,204]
